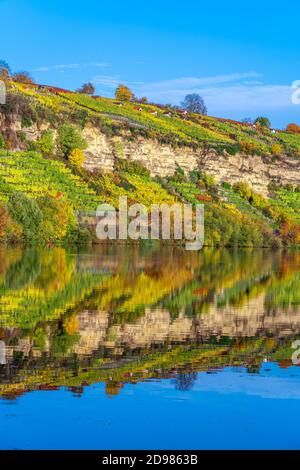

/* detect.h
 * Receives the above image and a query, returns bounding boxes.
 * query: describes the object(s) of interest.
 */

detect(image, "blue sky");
[1,0,300,128]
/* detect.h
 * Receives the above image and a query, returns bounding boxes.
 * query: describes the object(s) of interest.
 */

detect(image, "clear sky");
[1,0,300,128]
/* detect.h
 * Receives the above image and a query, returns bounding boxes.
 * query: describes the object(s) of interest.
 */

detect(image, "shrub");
[239,141,258,155]
[0,133,4,149]
[58,124,87,158]
[233,181,253,200]
[66,225,92,244]
[69,148,85,167]
[21,115,33,128]
[0,204,9,238]
[271,143,283,156]
[37,196,75,242]
[8,192,43,241]
[17,131,27,143]
[35,129,54,155]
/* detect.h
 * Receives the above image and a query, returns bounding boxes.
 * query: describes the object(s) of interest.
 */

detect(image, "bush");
[66,225,92,244]
[0,133,4,149]
[37,196,75,242]
[0,204,9,238]
[239,141,258,155]
[271,143,283,156]
[8,193,43,241]
[69,148,85,167]
[34,129,54,155]
[58,124,87,158]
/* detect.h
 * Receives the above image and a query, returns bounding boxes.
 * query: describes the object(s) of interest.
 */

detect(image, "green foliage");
[0,151,102,211]
[37,195,75,242]
[0,133,4,149]
[58,124,87,158]
[254,116,271,128]
[8,192,43,241]
[66,225,93,244]
[115,158,150,177]
[34,129,54,155]
[21,115,33,128]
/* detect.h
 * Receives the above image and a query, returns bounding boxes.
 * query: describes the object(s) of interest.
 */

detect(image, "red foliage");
[286,123,300,134]
[196,194,212,202]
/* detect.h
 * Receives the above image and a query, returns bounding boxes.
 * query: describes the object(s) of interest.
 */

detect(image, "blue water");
[1,364,299,450]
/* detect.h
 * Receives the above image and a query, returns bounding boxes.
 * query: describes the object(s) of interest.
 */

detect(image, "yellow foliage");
[271,144,283,155]
[69,148,85,167]
[63,314,79,335]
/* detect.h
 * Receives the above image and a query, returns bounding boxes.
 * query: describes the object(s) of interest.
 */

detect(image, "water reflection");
[0,245,299,399]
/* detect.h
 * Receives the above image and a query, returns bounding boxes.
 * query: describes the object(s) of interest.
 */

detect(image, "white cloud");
[93,75,145,88]
[34,62,110,72]
[84,62,110,68]
[128,74,294,119]
[34,64,80,72]
[135,72,262,93]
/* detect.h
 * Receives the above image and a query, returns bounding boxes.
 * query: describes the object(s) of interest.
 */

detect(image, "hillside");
[0,80,300,246]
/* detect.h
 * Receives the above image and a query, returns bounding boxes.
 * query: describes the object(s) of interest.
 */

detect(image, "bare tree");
[181,94,207,115]
[76,82,95,95]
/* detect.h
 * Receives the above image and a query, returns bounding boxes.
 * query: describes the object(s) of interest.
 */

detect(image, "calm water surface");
[0,245,299,449]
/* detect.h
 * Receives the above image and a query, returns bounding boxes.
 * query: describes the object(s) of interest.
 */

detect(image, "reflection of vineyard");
[1,247,300,398]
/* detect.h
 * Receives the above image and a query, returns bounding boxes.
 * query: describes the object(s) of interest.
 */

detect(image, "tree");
[8,193,43,241]
[58,124,87,158]
[254,116,271,128]
[76,82,95,95]
[13,71,35,85]
[286,123,300,134]
[0,204,9,238]
[37,196,74,242]
[0,60,11,80]
[115,84,133,101]
[181,93,207,114]
[242,117,253,124]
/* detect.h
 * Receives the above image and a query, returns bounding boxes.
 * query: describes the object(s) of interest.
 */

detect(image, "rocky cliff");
[81,124,300,196]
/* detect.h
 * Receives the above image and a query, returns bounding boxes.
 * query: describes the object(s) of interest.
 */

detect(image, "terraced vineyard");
[10,81,300,155]
[0,150,102,210]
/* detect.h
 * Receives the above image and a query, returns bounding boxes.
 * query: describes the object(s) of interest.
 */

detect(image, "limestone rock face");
[82,125,114,172]
[81,128,300,195]
[3,115,300,195]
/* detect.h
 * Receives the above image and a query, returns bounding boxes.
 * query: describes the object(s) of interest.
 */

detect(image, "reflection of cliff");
[71,299,300,355]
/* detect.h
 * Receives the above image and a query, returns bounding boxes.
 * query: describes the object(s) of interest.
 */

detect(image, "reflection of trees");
[4,248,41,289]
[174,372,197,391]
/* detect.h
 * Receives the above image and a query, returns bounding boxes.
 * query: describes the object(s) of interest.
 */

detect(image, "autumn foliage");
[115,84,133,101]
[286,123,300,134]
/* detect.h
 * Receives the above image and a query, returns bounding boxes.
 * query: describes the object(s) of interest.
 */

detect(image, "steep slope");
[0,80,300,246]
